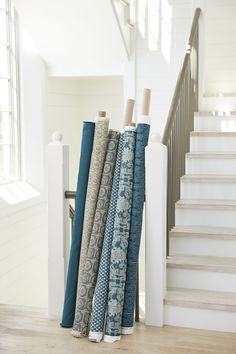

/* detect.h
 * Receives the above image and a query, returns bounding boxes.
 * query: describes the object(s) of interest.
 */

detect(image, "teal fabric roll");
[121,123,150,333]
[104,128,136,342]
[61,121,95,328]
[71,130,120,337]
[89,133,124,343]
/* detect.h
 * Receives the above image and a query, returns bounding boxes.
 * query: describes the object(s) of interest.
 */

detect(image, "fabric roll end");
[104,335,121,343]
[88,331,103,343]
[121,126,136,133]
[60,322,73,328]
[71,329,86,338]
[121,327,134,335]
[95,116,109,122]
[137,115,151,125]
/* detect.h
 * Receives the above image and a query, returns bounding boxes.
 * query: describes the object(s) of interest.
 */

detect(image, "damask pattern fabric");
[104,128,136,342]
[72,130,120,337]
[73,117,109,330]
[88,133,124,343]
[61,121,95,328]
[121,123,150,333]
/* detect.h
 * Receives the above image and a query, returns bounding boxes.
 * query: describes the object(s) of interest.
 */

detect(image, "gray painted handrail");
[162,8,201,254]
[162,8,201,145]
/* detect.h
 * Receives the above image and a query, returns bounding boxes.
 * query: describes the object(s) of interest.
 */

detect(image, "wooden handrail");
[161,8,201,254]
[65,190,76,199]
[162,8,201,145]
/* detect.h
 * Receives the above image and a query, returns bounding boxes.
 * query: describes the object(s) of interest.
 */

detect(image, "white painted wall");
[203,0,236,95]
[0,200,48,308]
[13,0,128,74]
[0,22,48,308]
[135,0,193,135]
[46,77,124,189]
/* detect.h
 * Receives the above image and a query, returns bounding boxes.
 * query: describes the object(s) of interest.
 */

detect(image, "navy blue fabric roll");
[121,123,150,333]
[61,121,95,328]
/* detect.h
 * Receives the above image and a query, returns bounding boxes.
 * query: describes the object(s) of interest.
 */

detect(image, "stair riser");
[170,237,236,257]
[186,157,236,175]
[164,305,236,333]
[190,136,236,152]
[201,97,236,112]
[194,115,236,132]
[167,268,236,292]
[176,207,236,228]
[181,181,236,200]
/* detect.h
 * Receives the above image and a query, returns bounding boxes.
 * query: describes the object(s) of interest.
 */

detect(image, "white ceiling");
[14,0,128,75]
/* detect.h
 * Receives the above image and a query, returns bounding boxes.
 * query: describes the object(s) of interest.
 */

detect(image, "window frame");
[0,0,21,185]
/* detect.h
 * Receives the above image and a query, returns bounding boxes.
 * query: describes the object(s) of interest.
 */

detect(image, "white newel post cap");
[150,132,161,143]
[51,131,63,145]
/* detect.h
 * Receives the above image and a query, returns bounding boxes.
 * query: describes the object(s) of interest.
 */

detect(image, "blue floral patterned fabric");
[71,130,120,337]
[61,121,95,328]
[89,133,124,342]
[121,123,150,331]
[104,128,136,340]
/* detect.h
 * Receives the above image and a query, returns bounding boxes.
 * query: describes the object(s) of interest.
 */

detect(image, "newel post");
[47,132,70,319]
[145,133,167,326]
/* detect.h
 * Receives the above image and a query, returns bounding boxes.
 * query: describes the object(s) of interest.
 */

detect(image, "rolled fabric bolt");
[89,133,124,343]
[73,116,109,332]
[60,121,95,328]
[104,126,136,343]
[141,88,151,116]
[71,130,120,337]
[121,115,151,334]
[124,99,135,127]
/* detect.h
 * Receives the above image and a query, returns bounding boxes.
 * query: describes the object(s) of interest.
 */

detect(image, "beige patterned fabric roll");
[72,117,109,333]
[72,130,120,337]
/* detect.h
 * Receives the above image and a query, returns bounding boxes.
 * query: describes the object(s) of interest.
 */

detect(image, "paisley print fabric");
[89,133,124,343]
[72,130,119,337]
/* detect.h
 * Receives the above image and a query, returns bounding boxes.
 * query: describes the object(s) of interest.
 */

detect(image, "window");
[0,0,20,184]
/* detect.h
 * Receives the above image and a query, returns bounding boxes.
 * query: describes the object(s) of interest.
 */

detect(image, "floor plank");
[1,305,236,354]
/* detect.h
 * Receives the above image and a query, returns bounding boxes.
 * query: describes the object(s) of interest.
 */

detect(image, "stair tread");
[191,131,236,136]
[165,288,236,311]
[167,255,236,273]
[195,111,236,118]
[186,151,236,158]
[176,199,236,209]
[181,174,236,182]
[170,225,236,239]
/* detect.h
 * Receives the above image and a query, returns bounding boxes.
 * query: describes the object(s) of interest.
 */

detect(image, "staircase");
[165,112,236,333]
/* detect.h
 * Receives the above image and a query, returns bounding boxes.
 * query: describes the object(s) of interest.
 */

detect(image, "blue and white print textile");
[104,127,136,343]
[121,121,150,334]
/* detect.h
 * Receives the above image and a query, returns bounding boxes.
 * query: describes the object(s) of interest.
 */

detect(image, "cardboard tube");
[98,111,106,117]
[141,89,151,116]
[129,122,136,127]
[124,99,135,127]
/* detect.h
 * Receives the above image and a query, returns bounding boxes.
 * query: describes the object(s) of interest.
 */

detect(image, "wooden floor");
[1,305,236,354]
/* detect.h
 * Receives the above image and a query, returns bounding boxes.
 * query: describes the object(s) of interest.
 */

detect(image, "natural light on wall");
[0,181,40,205]
[138,0,172,62]
[161,0,172,63]
[138,0,147,38]
[148,0,160,51]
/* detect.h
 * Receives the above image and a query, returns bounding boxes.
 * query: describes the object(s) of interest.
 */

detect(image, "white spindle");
[47,132,70,319]
[145,133,167,326]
